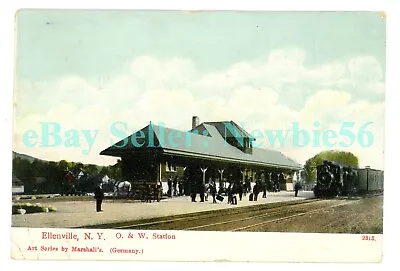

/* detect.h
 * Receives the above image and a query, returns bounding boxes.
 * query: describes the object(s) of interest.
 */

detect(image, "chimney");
[192,116,200,129]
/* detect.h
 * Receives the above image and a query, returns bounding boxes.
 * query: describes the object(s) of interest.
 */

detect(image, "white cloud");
[301,90,353,120]
[13,48,385,169]
[348,56,384,82]
[267,48,306,66]
[305,62,347,86]
[129,56,196,88]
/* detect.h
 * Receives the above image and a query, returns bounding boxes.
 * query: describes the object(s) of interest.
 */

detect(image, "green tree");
[100,167,110,175]
[12,158,34,193]
[109,159,122,179]
[58,160,69,171]
[84,164,99,175]
[44,161,64,193]
[304,150,359,182]
[72,162,84,172]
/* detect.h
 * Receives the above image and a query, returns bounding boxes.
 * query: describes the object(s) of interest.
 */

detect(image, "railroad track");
[110,199,324,230]
[182,200,355,231]
[83,194,382,231]
[231,201,356,232]
[192,194,382,232]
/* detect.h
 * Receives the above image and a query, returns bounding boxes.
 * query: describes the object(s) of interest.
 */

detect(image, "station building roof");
[100,121,302,170]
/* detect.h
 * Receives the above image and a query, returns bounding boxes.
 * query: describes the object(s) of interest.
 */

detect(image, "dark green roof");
[100,122,302,170]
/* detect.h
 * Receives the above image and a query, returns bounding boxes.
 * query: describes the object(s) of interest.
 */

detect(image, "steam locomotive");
[314,160,383,198]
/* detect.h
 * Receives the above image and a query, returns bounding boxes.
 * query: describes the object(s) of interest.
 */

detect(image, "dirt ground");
[12,193,382,233]
[11,191,314,228]
[248,195,383,233]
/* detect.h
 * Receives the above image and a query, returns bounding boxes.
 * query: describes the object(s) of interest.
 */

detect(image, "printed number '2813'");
[362,235,375,241]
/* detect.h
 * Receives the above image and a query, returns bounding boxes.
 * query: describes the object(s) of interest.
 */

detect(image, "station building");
[100,117,302,194]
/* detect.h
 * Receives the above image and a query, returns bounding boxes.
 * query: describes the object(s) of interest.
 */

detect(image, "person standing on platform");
[173,176,178,196]
[272,173,278,192]
[210,183,217,203]
[190,180,197,202]
[145,184,152,203]
[253,182,260,201]
[294,182,301,197]
[94,184,104,212]
[167,176,172,197]
[238,181,243,201]
[262,180,267,198]
[178,180,183,196]
[199,183,205,202]
[244,178,250,194]
[227,184,233,204]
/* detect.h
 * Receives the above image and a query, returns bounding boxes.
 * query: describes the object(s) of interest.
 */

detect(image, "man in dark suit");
[294,182,302,197]
[94,184,104,212]
[167,176,173,197]
[210,183,217,203]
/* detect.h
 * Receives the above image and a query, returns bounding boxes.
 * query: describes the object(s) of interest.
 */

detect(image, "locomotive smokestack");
[192,116,200,129]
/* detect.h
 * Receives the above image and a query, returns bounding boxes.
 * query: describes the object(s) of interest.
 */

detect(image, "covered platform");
[100,118,303,200]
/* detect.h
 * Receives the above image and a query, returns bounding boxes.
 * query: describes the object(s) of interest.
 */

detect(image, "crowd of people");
[164,174,301,205]
[92,174,303,211]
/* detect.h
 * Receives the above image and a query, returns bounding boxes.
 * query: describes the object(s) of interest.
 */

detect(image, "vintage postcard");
[11,9,385,263]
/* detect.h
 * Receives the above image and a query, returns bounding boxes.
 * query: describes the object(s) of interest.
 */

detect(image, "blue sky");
[17,11,385,79]
[13,10,386,168]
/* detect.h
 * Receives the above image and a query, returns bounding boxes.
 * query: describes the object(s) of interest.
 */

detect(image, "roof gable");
[188,123,211,137]
[100,124,162,155]
[204,121,255,140]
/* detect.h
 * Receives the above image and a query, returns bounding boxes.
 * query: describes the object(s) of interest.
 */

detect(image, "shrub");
[12,203,57,215]
[16,209,26,215]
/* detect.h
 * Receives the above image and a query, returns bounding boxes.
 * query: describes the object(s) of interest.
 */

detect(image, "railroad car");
[314,161,383,198]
